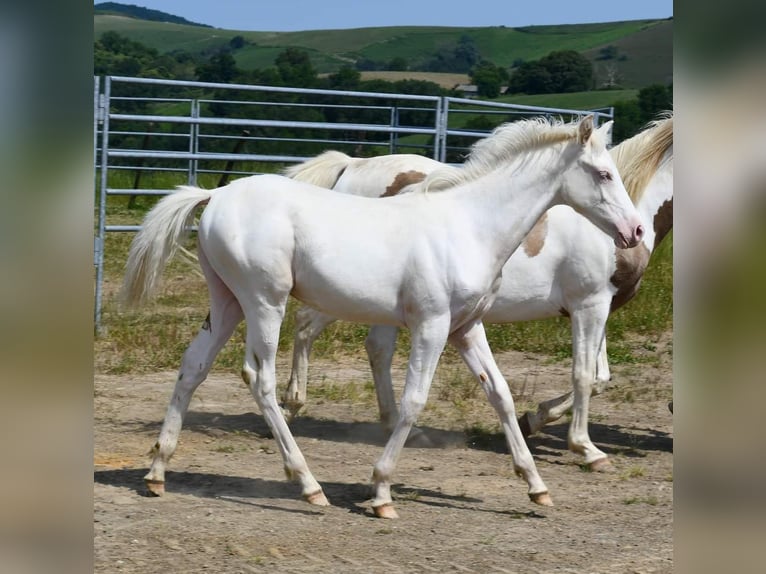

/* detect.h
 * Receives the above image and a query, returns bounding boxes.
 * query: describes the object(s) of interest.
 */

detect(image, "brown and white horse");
[283,114,673,470]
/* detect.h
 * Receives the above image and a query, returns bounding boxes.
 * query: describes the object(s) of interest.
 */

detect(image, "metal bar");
[95,76,111,333]
[108,114,440,134]
[108,75,441,102]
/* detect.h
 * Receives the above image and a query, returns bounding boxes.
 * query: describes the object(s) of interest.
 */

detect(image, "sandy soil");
[94,337,673,573]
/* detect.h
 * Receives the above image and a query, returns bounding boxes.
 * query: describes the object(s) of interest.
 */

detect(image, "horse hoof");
[668,401,673,414]
[304,490,330,506]
[589,458,613,473]
[518,412,533,438]
[145,479,165,496]
[283,402,304,422]
[373,503,399,519]
[529,491,553,507]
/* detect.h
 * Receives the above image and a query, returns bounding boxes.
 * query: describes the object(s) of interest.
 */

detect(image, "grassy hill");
[94,13,672,88]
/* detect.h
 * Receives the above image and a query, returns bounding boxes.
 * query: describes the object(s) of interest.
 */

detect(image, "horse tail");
[121,185,213,307]
[282,150,354,189]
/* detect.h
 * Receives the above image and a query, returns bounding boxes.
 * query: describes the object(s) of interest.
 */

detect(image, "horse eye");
[598,170,612,182]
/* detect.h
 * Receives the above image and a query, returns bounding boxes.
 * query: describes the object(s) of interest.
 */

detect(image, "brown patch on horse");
[523,213,548,257]
[653,198,673,249]
[610,243,651,311]
[381,170,427,197]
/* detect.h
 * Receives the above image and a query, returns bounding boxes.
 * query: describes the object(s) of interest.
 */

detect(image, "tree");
[539,50,592,93]
[195,52,239,84]
[229,35,246,50]
[328,66,361,90]
[424,35,480,73]
[275,48,317,87]
[470,60,506,99]
[638,84,673,118]
[506,50,592,94]
[611,84,673,143]
[386,57,408,71]
[506,61,552,94]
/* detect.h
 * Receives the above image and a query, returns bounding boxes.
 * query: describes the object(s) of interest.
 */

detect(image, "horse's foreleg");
[371,316,449,518]
[450,321,552,506]
[243,304,328,506]
[144,269,243,495]
[282,306,337,419]
[568,305,611,470]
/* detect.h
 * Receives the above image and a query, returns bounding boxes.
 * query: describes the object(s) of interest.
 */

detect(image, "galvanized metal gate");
[94,75,612,330]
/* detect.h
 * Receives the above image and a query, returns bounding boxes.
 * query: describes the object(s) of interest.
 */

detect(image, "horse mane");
[419,117,589,192]
[611,111,673,203]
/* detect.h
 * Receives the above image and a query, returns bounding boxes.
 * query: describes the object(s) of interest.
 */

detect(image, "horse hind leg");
[519,330,611,439]
[144,253,243,495]
[282,306,337,420]
[241,303,328,506]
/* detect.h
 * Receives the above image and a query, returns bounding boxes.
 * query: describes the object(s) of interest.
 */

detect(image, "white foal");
[283,114,673,469]
[122,115,643,518]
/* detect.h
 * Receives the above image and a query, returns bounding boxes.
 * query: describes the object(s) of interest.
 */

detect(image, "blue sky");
[95,1,673,32]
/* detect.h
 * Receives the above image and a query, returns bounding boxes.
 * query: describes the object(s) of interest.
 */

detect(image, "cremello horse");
[283,114,672,470]
[122,115,643,518]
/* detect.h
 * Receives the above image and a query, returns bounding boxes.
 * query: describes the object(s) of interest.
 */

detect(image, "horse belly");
[291,256,406,326]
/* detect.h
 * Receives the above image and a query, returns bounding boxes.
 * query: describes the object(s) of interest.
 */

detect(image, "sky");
[94,0,673,32]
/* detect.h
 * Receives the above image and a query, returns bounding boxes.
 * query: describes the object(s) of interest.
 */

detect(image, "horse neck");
[634,153,673,254]
[451,148,566,262]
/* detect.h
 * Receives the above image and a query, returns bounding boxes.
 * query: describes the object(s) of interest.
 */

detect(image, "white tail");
[282,150,354,188]
[121,185,213,307]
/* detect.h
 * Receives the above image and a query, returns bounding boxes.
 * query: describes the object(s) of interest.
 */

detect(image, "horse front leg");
[449,321,552,506]
[282,306,337,419]
[568,304,612,471]
[370,316,449,518]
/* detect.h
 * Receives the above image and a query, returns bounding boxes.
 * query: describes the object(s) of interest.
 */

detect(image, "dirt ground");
[94,335,673,573]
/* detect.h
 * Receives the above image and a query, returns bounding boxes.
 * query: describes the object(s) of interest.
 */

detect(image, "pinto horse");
[283,114,673,470]
[122,115,643,518]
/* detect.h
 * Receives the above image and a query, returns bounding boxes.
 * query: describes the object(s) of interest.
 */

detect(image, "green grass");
[496,89,638,111]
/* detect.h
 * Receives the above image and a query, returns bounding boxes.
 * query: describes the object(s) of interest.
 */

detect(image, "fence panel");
[93,75,612,330]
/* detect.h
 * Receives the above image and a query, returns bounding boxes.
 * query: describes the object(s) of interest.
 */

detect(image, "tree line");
[95,31,671,152]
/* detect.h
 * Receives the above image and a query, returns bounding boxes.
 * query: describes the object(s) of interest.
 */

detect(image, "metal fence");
[94,75,613,330]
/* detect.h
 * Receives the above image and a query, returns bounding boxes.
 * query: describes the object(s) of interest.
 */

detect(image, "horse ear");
[598,120,614,147]
[577,115,594,145]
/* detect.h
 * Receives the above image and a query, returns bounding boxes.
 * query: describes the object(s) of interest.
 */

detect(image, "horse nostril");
[635,225,645,241]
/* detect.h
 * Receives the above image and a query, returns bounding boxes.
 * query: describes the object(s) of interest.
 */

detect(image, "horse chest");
[609,243,651,311]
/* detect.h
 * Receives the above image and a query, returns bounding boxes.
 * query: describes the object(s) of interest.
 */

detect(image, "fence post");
[95,76,111,334]
[437,98,449,162]
[389,106,398,154]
